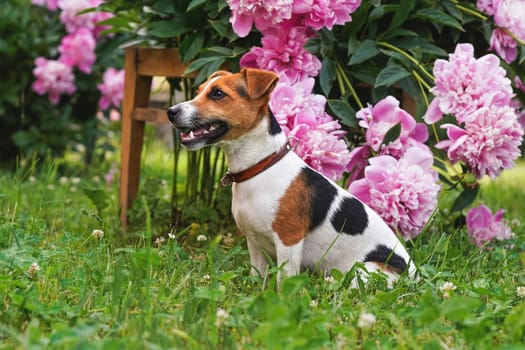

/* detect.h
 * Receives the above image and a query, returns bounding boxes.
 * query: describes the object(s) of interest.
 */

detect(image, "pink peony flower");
[424,43,514,124]
[346,145,370,184]
[348,148,440,239]
[346,96,432,185]
[32,57,76,105]
[97,67,125,110]
[494,0,525,43]
[515,76,525,93]
[240,26,321,83]
[466,204,514,247]
[58,0,107,34]
[437,105,523,179]
[270,78,333,135]
[294,129,351,181]
[476,0,502,15]
[227,0,294,37]
[490,28,518,64]
[356,96,430,158]
[31,0,59,11]
[58,28,96,73]
[269,77,349,180]
[302,0,362,30]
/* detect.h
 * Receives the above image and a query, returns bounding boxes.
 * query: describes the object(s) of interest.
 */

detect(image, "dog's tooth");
[189,130,195,139]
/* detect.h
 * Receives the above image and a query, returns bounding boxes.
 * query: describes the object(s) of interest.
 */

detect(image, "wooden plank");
[133,107,168,123]
[136,47,193,77]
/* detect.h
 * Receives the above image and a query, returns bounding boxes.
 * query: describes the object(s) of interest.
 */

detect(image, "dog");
[167,68,416,286]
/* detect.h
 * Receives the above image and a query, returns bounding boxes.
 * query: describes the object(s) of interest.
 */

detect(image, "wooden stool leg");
[120,48,152,226]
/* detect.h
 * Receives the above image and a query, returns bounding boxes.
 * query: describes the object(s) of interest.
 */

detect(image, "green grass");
[1,139,525,349]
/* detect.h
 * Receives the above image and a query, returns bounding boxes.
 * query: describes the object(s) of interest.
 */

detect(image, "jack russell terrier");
[167,68,416,286]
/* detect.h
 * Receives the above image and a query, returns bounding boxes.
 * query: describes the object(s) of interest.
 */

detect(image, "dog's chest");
[230,155,303,244]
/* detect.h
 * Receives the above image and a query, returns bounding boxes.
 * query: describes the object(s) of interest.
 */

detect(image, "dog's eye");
[209,88,226,100]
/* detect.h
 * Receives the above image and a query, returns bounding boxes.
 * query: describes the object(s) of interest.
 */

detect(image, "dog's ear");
[241,68,279,100]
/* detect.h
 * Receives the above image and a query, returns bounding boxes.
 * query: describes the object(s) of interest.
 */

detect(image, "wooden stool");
[119,47,189,226]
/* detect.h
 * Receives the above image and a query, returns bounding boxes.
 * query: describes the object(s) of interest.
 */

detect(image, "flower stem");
[500,27,525,46]
[336,60,364,110]
[377,41,435,82]
[454,3,487,21]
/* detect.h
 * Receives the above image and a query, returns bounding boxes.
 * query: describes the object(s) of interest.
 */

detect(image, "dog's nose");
[166,106,181,124]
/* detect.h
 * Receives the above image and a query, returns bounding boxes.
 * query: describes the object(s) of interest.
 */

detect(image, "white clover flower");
[196,235,208,242]
[27,262,41,275]
[92,175,101,183]
[324,275,335,284]
[29,176,36,183]
[223,233,235,245]
[168,233,176,240]
[309,300,318,308]
[215,308,230,327]
[154,237,166,246]
[91,229,104,239]
[202,274,211,281]
[357,312,376,328]
[71,177,81,184]
[439,281,457,299]
[59,176,69,185]
[517,286,525,298]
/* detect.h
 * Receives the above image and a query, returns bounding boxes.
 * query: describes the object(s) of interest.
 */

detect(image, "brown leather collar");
[220,143,291,186]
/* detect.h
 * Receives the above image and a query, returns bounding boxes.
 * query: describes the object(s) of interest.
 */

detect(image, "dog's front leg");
[246,238,269,277]
[274,237,304,287]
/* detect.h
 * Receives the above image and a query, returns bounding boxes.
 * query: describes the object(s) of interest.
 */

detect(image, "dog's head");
[167,68,279,150]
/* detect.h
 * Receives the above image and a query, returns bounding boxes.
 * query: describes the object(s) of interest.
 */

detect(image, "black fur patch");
[302,167,337,230]
[330,197,368,235]
[268,109,282,135]
[364,244,407,274]
[236,85,248,98]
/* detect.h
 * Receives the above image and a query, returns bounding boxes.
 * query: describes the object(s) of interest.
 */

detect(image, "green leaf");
[375,63,411,87]
[149,19,193,38]
[179,32,204,63]
[187,0,207,11]
[151,0,177,14]
[369,4,398,23]
[348,40,380,65]
[185,56,221,75]
[451,185,479,213]
[206,46,233,56]
[83,187,109,216]
[381,123,402,146]
[505,302,525,341]
[441,296,482,323]
[389,0,416,29]
[281,275,308,295]
[414,8,464,31]
[209,19,233,39]
[395,37,448,57]
[327,99,357,128]
[320,58,336,96]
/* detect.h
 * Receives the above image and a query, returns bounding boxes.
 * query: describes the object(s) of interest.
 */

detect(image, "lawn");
[1,133,525,349]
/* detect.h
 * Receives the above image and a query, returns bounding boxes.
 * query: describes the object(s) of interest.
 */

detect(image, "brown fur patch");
[272,172,313,246]
[371,262,405,275]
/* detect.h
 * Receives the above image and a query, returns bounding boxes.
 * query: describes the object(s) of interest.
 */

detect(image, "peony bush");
[101,0,524,244]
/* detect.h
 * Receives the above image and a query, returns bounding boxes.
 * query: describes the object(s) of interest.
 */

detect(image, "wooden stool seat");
[119,47,189,226]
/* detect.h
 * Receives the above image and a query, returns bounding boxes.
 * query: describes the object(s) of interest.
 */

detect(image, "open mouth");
[177,120,228,146]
